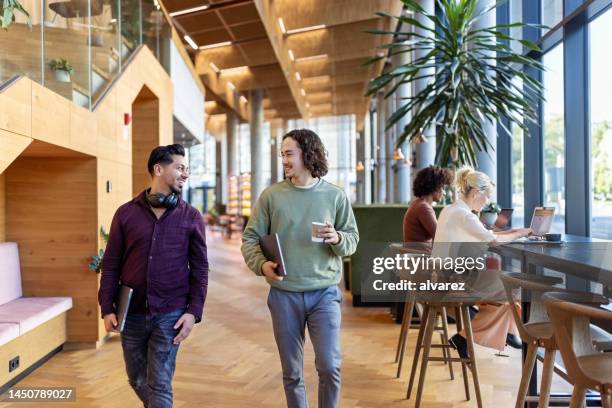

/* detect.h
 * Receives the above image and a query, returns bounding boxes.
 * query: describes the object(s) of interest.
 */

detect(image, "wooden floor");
[1,233,572,407]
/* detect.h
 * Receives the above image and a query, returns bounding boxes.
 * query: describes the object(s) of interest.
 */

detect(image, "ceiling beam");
[253,0,309,119]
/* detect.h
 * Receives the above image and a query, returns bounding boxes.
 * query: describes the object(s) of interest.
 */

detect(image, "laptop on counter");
[513,206,560,244]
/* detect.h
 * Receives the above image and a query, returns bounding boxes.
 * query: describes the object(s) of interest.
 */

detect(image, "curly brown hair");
[412,165,454,197]
[282,129,328,178]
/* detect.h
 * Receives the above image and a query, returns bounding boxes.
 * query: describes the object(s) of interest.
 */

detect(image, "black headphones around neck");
[146,190,179,210]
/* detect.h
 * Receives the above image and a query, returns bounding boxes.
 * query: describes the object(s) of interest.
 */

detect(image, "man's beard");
[170,183,182,195]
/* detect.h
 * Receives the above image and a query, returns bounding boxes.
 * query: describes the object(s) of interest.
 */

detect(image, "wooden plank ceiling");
[165,0,401,123]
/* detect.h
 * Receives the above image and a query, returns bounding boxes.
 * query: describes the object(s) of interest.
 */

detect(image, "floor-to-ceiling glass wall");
[542,43,565,233]
[589,6,612,239]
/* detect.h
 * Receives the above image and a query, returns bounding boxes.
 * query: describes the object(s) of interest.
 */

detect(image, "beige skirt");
[460,303,520,351]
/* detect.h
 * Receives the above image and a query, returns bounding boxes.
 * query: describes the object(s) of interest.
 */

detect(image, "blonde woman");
[433,166,532,357]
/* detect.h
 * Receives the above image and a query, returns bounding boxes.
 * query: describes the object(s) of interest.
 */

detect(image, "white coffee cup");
[311,222,327,242]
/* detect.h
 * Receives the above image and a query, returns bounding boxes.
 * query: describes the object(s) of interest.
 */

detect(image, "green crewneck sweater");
[241,179,359,292]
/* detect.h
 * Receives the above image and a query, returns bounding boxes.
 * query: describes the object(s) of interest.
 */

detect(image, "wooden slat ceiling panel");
[175,11,224,32]
[295,61,332,78]
[200,45,248,69]
[172,0,400,121]
[217,2,260,24]
[285,19,381,64]
[237,39,277,66]
[191,29,233,46]
[277,0,397,29]
[163,0,209,12]
[229,21,267,41]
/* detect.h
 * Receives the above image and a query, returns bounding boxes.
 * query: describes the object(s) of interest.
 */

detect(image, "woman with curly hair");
[402,165,453,243]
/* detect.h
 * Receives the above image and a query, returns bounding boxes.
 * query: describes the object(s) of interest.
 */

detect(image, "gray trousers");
[267,285,343,408]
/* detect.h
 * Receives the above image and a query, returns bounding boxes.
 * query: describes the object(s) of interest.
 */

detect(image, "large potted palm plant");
[366,0,545,167]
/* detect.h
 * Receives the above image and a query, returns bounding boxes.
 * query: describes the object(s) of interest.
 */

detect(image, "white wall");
[170,42,204,142]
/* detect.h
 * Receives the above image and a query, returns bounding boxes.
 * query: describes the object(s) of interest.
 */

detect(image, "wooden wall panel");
[0,79,31,137]
[0,129,32,174]
[0,46,174,346]
[132,96,160,196]
[31,82,71,148]
[6,157,98,344]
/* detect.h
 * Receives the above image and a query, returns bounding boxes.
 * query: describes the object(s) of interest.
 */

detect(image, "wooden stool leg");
[461,305,483,408]
[440,306,454,380]
[395,298,411,363]
[414,306,438,408]
[601,391,611,408]
[396,299,415,378]
[538,348,556,408]
[569,386,586,408]
[407,305,430,399]
[455,306,470,401]
[515,342,538,408]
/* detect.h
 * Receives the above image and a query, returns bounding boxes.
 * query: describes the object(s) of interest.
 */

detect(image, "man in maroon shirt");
[98,144,208,408]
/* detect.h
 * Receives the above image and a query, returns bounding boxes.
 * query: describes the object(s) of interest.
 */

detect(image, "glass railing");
[0,0,172,108]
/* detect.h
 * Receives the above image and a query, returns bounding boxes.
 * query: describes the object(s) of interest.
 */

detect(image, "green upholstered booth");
[349,203,443,306]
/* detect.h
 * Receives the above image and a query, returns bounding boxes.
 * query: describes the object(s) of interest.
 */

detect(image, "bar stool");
[389,244,454,380]
[543,292,612,408]
[394,289,454,379]
[500,272,612,408]
[407,298,483,408]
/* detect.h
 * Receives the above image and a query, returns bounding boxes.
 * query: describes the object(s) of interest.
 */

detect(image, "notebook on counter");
[259,233,287,276]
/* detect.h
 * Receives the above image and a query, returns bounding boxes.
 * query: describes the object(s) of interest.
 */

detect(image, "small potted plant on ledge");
[480,202,501,228]
[48,58,74,83]
[89,226,109,274]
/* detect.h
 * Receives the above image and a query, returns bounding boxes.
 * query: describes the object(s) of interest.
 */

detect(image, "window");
[512,123,525,228]
[542,44,565,233]
[511,77,525,227]
[541,0,564,33]
[589,7,612,239]
[510,0,523,55]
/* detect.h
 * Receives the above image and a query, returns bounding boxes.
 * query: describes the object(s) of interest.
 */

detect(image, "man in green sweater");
[241,128,359,408]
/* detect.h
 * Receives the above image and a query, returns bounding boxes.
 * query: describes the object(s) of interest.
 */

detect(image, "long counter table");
[491,234,612,407]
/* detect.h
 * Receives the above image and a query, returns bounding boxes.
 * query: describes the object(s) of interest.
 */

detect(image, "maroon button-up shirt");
[98,191,208,322]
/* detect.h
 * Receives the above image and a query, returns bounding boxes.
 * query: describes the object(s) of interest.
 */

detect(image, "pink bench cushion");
[0,323,19,347]
[0,297,73,335]
[0,242,23,305]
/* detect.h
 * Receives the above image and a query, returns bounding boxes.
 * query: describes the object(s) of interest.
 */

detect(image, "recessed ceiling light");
[295,72,301,81]
[300,88,306,96]
[240,95,248,104]
[209,62,220,73]
[184,35,198,50]
[278,17,286,34]
[286,24,326,35]
[170,4,210,17]
[227,82,236,91]
[302,75,331,83]
[220,66,249,75]
[295,54,328,63]
[288,49,295,61]
[199,41,232,50]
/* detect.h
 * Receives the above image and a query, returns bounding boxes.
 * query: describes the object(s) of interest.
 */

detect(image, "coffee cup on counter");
[544,233,561,242]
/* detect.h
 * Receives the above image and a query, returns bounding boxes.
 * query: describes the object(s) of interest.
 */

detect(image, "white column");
[375,92,387,203]
[414,0,437,170]
[249,89,265,207]
[474,0,497,194]
[394,46,411,203]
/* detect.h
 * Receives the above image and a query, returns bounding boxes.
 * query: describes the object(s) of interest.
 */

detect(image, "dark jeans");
[121,308,184,408]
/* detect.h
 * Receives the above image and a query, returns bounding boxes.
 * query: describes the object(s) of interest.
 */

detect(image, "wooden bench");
[0,242,72,390]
